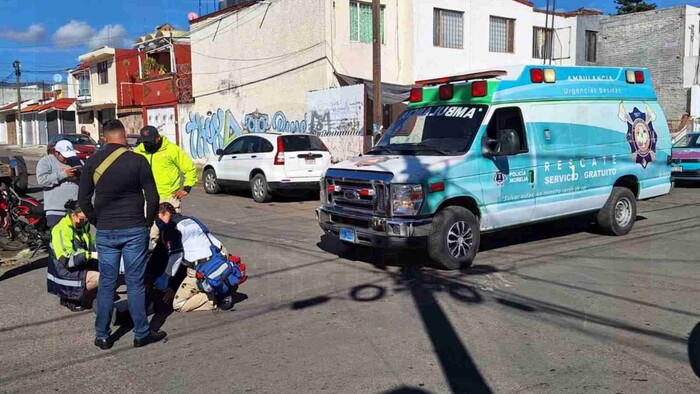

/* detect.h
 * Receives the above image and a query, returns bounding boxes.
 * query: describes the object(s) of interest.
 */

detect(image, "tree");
[615,0,657,15]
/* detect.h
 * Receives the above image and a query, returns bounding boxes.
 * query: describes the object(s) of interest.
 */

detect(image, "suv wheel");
[203,169,220,194]
[597,186,636,236]
[428,206,480,270]
[251,174,272,203]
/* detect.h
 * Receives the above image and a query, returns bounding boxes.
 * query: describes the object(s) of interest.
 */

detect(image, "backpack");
[192,220,246,297]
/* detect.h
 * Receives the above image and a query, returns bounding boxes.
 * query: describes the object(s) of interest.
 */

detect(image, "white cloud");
[52,20,95,49]
[0,24,46,43]
[89,24,131,50]
[52,21,132,50]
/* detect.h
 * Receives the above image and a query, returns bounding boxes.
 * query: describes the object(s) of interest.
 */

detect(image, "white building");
[184,0,601,161]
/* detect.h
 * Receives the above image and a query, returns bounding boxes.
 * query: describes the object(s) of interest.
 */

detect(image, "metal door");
[146,107,177,144]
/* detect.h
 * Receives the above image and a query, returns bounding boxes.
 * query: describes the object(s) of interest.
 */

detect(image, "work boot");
[218,295,234,311]
[133,331,167,348]
[60,298,85,312]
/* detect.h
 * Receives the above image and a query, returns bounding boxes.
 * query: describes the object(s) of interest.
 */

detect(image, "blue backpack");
[192,219,242,297]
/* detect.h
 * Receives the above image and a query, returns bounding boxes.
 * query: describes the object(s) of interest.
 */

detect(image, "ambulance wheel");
[597,186,636,236]
[251,174,272,203]
[428,206,480,270]
[203,169,220,194]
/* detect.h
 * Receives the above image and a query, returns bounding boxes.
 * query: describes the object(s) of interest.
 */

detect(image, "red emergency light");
[635,70,645,84]
[530,68,544,83]
[409,87,423,102]
[472,81,487,97]
[439,84,454,100]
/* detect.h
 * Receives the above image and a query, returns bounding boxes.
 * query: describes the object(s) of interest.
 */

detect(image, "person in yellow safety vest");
[134,125,198,247]
[46,200,99,312]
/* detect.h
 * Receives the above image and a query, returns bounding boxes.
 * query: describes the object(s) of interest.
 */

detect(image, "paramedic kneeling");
[155,202,232,312]
[47,200,99,312]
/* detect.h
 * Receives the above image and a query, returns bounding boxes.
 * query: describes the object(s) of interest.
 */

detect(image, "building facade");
[183,0,601,162]
[598,5,700,124]
[67,46,144,138]
[134,24,192,145]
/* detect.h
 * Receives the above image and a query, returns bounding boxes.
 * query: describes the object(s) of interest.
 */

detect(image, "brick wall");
[598,7,687,120]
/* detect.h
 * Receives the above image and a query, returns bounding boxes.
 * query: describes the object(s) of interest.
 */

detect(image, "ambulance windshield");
[372,105,488,155]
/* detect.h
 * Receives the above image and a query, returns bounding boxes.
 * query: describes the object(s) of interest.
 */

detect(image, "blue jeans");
[95,227,150,341]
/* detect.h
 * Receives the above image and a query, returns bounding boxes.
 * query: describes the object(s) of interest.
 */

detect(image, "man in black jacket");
[78,119,164,350]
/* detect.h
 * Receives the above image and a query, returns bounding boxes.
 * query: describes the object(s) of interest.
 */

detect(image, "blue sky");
[0,0,697,83]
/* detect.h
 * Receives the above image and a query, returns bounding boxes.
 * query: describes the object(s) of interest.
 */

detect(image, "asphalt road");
[0,150,698,393]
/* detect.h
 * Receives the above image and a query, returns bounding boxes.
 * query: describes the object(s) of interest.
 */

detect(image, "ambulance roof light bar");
[415,70,508,87]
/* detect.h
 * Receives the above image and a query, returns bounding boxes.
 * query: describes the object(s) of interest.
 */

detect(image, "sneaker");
[133,331,167,348]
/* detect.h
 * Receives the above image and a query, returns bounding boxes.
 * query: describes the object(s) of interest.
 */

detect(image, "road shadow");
[674,180,700,189]
[222,187,319,204]
[480,214,596,252]
[380,386,433,394]
[0,256,48,282]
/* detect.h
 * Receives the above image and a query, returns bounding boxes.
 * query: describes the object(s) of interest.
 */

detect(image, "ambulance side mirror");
[482,130,520,157]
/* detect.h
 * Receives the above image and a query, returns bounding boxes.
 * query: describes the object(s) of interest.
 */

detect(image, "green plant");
[615,0,656,15]
[142,57,167,78]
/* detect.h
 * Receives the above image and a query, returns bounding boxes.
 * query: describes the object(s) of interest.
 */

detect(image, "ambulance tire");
[597,186,636,236]
[428,206,480,270]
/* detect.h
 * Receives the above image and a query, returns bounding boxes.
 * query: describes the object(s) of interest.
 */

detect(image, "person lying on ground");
[46,200,99,312]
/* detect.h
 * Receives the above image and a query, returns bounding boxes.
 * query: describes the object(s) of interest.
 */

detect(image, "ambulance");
[317,66,672,269]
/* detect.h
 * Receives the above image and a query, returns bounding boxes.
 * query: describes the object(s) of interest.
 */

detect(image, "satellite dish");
[53,74,63,83]
[187,12,199,21]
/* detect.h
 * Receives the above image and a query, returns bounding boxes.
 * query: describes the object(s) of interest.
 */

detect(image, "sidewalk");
[0,144,47,158]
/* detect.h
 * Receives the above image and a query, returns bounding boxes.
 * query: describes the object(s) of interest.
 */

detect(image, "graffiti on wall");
[183,108,307,159]
[306,84,366,161]
[184,109,244,159]
[243,110,308,134]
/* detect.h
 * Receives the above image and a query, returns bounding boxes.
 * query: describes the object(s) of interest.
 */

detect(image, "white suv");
[202,132,332,202]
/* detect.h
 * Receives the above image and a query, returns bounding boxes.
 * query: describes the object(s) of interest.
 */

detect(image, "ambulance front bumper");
[317,205,432,248]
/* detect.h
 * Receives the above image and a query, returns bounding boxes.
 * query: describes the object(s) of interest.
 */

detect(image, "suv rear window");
[281,135,327,152]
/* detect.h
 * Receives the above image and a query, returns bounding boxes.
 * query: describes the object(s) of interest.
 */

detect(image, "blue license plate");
[339,227,356,243]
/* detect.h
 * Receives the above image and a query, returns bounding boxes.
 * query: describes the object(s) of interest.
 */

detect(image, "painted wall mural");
[306,84,366,161]
[183,108,308,160]
[180,85,367,162]
[184,109,244,159]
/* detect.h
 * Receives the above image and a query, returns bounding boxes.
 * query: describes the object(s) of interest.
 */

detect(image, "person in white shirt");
[155,202,230,312]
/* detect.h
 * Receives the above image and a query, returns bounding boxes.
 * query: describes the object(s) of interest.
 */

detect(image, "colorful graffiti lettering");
[185,109,244,159]
[242,110,307,134]
[244,110,271,133]
[271,111,307,133]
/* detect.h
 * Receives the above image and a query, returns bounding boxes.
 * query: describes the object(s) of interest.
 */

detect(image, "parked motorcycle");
[0,174,47,252]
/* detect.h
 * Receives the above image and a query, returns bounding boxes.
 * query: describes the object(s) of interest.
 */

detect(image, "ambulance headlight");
[391,184,424,216]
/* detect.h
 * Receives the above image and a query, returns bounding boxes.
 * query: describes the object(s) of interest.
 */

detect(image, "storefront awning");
[335,73,412,105]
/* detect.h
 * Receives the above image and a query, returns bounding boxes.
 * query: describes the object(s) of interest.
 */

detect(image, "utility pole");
[13,60,22,148]
[372,0,382,148]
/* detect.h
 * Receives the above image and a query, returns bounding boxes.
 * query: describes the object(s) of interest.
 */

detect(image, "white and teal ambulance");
[317,66,672,269]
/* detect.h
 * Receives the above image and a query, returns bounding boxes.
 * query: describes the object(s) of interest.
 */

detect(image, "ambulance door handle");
[544,129,551,141]
[528,169,535,185]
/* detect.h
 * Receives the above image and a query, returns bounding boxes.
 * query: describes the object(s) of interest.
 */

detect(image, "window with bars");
[489,16,515,53]
[97,61,109,85]
[585,30,597,63]
[349,1,384,44]
[532,27,553,59]
[433,8,464,49]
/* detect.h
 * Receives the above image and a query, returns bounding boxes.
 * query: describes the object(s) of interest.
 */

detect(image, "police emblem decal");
[493,171,506,187]
[618,102,658,169]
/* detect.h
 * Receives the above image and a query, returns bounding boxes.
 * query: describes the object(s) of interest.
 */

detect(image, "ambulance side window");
[485,107,528,155]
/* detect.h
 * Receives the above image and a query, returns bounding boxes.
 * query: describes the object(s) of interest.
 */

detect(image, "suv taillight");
[274,137,285,165]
